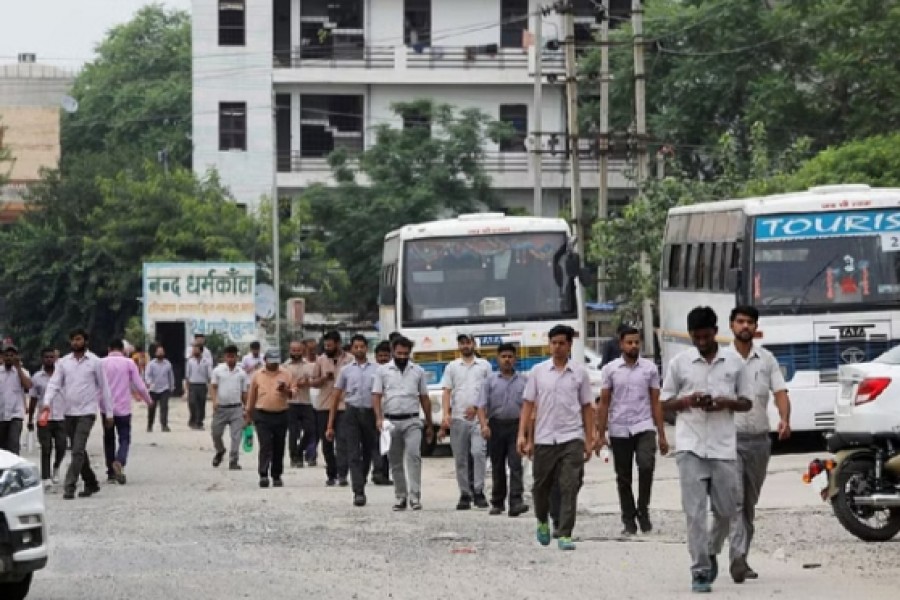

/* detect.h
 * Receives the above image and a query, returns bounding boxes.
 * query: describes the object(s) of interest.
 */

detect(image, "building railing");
[273,44,565,72]
[277,151,623,175]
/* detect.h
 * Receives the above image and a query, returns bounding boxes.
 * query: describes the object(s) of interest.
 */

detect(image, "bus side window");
[696,243,707,289]
[684,245,695,289]
[668,244,682,289]
[713,243,725,291]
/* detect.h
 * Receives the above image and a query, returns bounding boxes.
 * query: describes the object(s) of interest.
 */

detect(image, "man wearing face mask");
[312,331,353,486]
[0,343,32,454]
[245,348,291,488]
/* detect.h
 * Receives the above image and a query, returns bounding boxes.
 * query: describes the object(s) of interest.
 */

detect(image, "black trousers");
[344,406,381,495]
[38,420,67,479]
[288,403,317,463]
[188,384,208,428]
[148,391,170,430]
[316,409,348,480]
[533,440,584,538]
[611,430,657,523]
[254,409,288,479]
[64,415,99,493]
[488,418,524,509]
[0,419,23,454]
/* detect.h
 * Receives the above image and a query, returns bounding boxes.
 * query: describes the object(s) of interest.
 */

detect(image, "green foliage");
[61,4,191,169]
[0,163,258,359]
[0,119,11,186]
[124,316,149,350]
[305,100,508,316]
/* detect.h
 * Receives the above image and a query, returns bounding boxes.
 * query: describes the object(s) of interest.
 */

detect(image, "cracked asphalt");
[23,402,899,599]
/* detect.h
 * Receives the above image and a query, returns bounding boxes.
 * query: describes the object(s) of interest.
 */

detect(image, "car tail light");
[855,377,891,405]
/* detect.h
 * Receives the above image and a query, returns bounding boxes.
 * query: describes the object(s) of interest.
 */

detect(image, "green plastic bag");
[242,424,254,453]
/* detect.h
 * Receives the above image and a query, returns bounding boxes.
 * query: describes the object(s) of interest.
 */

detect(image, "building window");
[499,104,528,152]
[219,0,246,46]
[404,0,431,46]
[300,95,364,158]
[219,102,247,151]
[501,0,529,48]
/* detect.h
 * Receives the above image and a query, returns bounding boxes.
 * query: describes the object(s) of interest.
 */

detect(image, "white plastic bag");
[380,419,395,456]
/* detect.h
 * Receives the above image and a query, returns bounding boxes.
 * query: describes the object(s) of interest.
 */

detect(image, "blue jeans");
[103,414,132,476]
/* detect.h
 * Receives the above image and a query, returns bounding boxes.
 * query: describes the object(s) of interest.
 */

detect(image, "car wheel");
[0,573,33,600]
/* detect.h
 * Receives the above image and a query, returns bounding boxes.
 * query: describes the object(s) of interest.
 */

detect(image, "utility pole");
[563,2,583,261]
[596,0,610,303]
[532,8,544,217]
[632,0,654,357]
[271,83,281,350]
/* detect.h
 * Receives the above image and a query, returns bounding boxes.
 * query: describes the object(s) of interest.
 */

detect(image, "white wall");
[192,0,274,208]
[368,0,404,46]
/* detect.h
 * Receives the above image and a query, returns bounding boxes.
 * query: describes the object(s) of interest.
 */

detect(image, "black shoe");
[410,500,422,511]
[273,478,284,488]
[354,494,367,507]
[473,494,489,509]
[106,476,117,484]
[78,484,100,498]
[307,459,317,467]
[259,477,270,488]
[509,504,530,517]
[709,555,719,584]
[63,491,75,500]
[229,462,241,470]
[338,477,349,487]
[326,478,337,487]
[162,426,171,432]
[744,563,758,580]
[147,427,152,433]
[691,574,712,593]
[456,494,472,510]
[393,499,407,511]
[730,556,749,584]
[212,451,225,468]
[621,518,638,536]
[489,506,504,516]
[637,513,653,533]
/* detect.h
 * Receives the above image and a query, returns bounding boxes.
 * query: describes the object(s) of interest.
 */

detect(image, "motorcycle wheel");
[831,459,900,542]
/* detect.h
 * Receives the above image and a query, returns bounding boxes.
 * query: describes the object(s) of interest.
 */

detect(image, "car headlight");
[0,465,41,497]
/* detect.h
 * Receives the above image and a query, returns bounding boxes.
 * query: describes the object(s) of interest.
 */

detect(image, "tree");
[579,0,900,177]
[0,118,11,186]
[61,5,191,169]
[0,163,259,359]
[304,100,510,316]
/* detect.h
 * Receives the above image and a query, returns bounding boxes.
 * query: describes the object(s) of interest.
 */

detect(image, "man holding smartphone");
[245,349,291,488]
[661,307,753,594]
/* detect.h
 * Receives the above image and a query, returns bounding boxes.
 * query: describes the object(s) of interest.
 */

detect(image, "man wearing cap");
[0,343,32,454]
[246,348,292,488]
[441,333,492,510]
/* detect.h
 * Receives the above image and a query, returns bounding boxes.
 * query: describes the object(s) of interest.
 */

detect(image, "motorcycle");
[804,431,900,542]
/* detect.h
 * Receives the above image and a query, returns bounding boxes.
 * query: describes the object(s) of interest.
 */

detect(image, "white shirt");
[728,344,787,435]
[241,352,264,374]
[661,346,754,460]
[43,351,114,417]
[211,363,250,406]
[440,357,491,420]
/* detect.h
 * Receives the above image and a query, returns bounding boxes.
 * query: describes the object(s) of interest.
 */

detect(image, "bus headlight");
[0,464,41,497]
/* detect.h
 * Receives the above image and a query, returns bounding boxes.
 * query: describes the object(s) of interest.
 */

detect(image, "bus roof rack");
[808,184,871,194]
[457,212,506,221]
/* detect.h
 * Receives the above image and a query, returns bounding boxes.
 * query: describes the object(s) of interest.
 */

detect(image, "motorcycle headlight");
[0,464,41,497]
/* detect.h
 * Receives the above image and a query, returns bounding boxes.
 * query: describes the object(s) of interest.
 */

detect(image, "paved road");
[26,402,899,599]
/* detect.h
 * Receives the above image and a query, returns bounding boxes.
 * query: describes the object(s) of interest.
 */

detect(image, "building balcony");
[275,151,632,191]
[272,44,565,86]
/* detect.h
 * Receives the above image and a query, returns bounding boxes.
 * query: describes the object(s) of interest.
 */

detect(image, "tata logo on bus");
[830,324,874,339]
[755,210,900,241]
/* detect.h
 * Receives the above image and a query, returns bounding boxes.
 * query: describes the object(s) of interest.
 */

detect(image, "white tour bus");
[659,185,900,433]
[379,213,587,452]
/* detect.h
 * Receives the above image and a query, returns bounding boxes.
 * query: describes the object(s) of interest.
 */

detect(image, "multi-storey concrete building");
[192,0,633,215]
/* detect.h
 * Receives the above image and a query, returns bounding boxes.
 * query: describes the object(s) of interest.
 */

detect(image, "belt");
[189,382,208,386]
[384,413,418,420]
[347,405,374,411]
[218,403,242,408]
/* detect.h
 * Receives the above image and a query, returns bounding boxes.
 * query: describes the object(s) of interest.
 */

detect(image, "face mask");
[394,358,409,370]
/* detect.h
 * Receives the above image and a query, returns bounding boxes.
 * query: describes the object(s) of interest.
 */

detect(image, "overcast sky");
[1,0,192,69]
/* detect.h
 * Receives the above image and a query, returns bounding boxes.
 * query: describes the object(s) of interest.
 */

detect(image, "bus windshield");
[752,211,900,311]
[402,232,576,326]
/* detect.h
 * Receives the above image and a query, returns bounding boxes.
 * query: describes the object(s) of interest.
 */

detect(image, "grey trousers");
[710,434,771,561]
[211,404,244,464]
[676,451,739,577]
[388,418,423,502]
[450,418,486,497]
[64,415,99,493]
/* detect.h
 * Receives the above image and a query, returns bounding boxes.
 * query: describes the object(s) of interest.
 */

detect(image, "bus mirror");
[565,253,581,278]
[381,286,397,305]
[725,268,742,292]
[578,267,597,286]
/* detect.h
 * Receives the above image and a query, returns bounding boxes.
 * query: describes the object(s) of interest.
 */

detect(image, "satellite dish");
[61,95,79,114]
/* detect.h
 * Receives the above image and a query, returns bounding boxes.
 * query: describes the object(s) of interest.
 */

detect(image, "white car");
[837,345,900,433]
[0,450,47,600]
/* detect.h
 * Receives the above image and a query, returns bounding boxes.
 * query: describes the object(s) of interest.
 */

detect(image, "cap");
[264,348,281,364]
[457,333,474,343]
[2,343,18,353]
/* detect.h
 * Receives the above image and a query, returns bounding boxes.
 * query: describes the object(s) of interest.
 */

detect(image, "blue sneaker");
[536,522,551,546]
[691,574,712,593]
[557,537,576,551]
[709,555,718,583]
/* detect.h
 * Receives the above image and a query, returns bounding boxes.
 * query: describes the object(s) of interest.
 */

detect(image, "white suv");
[0,450,47,600]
